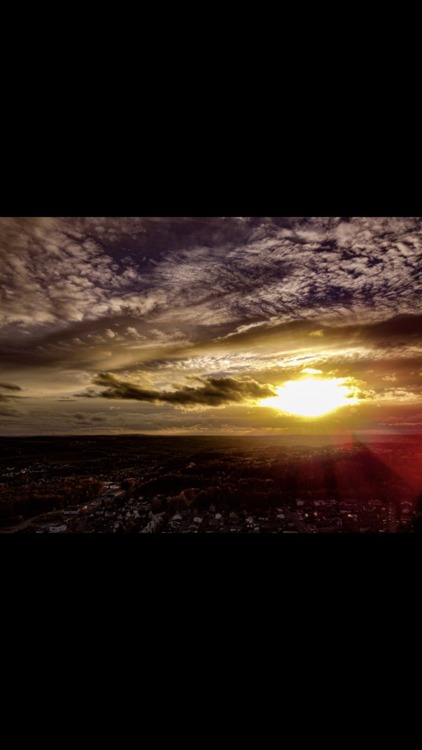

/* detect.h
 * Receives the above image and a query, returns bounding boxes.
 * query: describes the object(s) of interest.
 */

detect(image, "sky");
[1,216,422,436]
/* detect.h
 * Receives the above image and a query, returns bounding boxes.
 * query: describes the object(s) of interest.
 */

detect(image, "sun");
[261,377,358,417]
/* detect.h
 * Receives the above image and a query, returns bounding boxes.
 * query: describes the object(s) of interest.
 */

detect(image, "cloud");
[0,381,22,403]
[309,329,324,337]
[2,217,422,346]
[0,405,20,417]
[1,217,422,434]
[72,412,106,423]
[0,382,21,391]
[91,372,277,409]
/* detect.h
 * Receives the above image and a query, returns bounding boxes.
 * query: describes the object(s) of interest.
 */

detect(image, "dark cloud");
[0,382,21,391]
[211,312,422,352]
[92,373,277,409]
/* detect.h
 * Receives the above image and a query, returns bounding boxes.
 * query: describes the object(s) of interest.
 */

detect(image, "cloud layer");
[2,217,422,337]
[1,217,422,433]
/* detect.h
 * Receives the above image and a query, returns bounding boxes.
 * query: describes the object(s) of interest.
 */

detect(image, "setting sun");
[261,377,359,417]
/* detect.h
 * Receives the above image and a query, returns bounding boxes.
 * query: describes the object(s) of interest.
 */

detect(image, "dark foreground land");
[1,434,422,533]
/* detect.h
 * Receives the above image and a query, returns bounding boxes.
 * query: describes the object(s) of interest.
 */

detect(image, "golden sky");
[1,217,422,435]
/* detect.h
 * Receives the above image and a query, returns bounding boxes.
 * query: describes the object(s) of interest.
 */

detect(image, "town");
[0,435,421,533]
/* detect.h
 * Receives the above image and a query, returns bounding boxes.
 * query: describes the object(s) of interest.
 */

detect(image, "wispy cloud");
[0,381,22,404]
[0,405,20,417]
[0,382,21,391]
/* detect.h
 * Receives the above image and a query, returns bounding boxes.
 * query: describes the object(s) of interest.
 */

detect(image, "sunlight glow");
[261,377,359,417]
